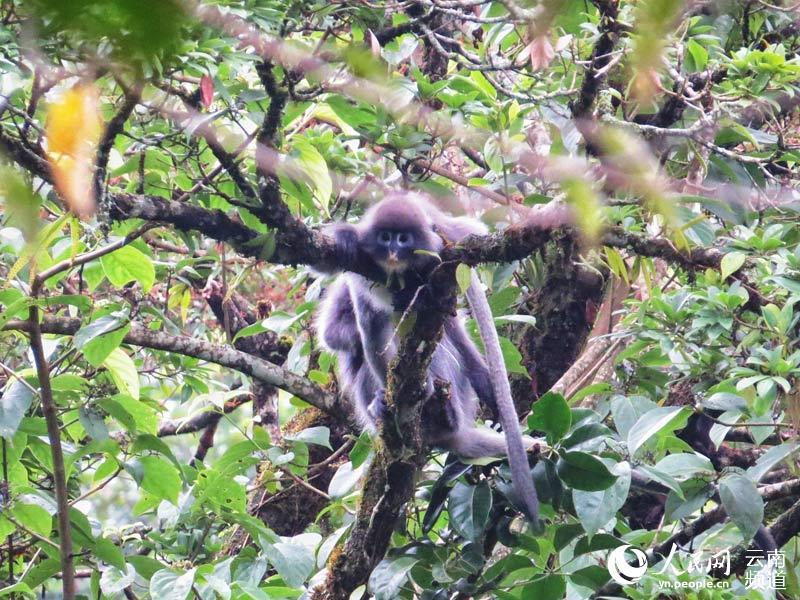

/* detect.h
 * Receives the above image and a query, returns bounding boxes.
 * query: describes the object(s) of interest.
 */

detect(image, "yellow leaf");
[45,84,102,218]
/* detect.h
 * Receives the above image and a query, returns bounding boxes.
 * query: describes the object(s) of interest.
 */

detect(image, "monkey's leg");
[350,365,383,431]
[446,427,509,458]
[444,317,499,419]
[366,389,386,422]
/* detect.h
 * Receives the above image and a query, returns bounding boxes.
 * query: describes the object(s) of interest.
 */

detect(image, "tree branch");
[26,297,74,597]
[4,317,344,418]
[106,193,755,287]
[157,392,253,437]
[0,124,50,181]
[94,81,143,201]
[570,0,621,119]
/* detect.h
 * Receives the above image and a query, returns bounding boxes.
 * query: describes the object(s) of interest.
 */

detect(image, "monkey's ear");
[433,216,489,243]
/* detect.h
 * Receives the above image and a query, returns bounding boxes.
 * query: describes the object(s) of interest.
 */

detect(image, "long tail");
[466,270,540,525]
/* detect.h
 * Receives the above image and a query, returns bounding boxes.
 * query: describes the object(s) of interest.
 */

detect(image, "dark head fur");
[356,192,443,274]
[355,191,487,275]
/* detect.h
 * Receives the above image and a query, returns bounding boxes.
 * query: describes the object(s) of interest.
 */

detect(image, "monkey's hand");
[392,283,455,315]
[391,285,419,311]
[328,223,359,267]
[367,388,386,422]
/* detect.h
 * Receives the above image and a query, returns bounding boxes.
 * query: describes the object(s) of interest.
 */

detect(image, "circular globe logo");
[607,545,648,585]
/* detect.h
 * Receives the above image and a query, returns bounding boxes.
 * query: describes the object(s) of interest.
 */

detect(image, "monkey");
[315,190,541,525]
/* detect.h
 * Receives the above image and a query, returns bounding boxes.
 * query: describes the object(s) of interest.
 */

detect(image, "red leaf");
[200,75,214,109]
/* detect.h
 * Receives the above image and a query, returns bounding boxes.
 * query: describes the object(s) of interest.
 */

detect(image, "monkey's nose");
[388,251,399,263]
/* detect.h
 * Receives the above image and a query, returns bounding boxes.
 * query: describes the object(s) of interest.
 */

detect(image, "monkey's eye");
[397,232,413,246]
[378,231,392,246]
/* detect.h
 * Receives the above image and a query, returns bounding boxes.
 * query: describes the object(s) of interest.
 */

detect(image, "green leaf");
[292,139,332,212]
[627,406,690,456]
[260,310,309,335]
[69,507,95,549]
[263,537,316,588]
[528,392,571,444]
[100,565,135,596]
[149,568,196,600]
[554,523,584,551]
[719,473,764,542]
[0,297,31,329]
[456,264,472,295]
[284,426,332,449]
[771,276,800,293]
[522,574,566,600]
[720,251,746,280]
[0,166,40,240]
[214,439,261,475]
[569,565,610,590]
[0,379,34,438]
[103,348,139,400]
[368,556,419,600]
[499,336,527,376]
[604,247,629,283]
[573,462,631,535]
[328,460,367,499]
[654,453,715,481]
[349,431,373,469]
[634,465,685,499]
[103,394,157,435]
[74,313,130,366]
[686,39,708,71]
[194,469,246,513]
[127,556,165,581]
[95,536,126,570]
[20,558,59,589]
[747,442,798,483]
[494,314,537,326]
[11,502,51,538]
[138,456,181,504]
[0,582,34,598]
[573,533,625,556]
[422,460,472,532]
[100,245,155,292]
[556,452,617,491]
[448,481,492,541]
[230,320,269,342]
[560,423,615,451]
[469,70,497,100]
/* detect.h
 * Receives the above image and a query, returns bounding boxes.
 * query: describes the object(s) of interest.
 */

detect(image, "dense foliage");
[1,1,800,599]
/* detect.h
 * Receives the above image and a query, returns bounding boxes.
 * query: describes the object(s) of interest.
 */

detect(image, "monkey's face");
[366,228,420,274]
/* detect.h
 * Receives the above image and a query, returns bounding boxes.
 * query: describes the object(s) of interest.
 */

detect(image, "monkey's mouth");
[381,254,406,273]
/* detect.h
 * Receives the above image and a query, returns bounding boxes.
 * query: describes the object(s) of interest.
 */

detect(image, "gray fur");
[316,192,539,521]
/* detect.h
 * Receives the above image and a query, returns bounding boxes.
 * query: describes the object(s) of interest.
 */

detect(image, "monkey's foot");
[367,390,386,421]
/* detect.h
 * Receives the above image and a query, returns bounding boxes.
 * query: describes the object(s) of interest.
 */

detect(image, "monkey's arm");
[350,283,394,387]
[317,278,360,353]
